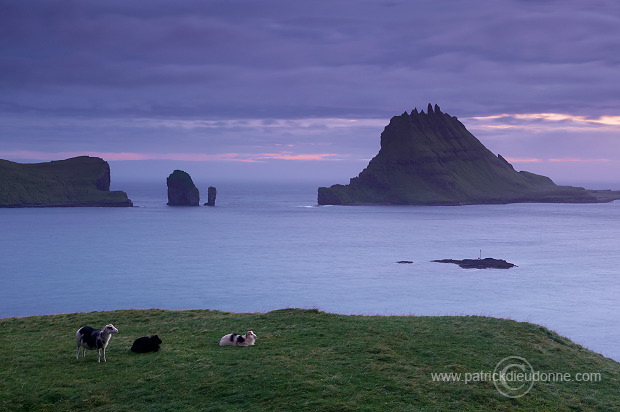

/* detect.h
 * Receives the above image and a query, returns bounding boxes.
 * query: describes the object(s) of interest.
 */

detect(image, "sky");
[1,0,620,186]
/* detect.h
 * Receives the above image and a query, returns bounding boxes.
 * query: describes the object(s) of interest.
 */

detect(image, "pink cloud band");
[0,150,348,163]
[506,157,610,163]
[470,113,620,126]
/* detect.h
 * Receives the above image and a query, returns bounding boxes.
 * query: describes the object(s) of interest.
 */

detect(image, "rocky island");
[167,170,200,206]
[433,258,516,269]
[318,104,620,205]
[0,156,133,207]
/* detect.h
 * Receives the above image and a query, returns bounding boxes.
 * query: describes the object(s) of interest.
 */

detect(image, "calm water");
[1,181,619,361]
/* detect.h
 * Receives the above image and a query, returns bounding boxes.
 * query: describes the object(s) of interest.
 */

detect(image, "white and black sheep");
[219,331,257,346]
[75,324,118,362]
[131,335,162,353]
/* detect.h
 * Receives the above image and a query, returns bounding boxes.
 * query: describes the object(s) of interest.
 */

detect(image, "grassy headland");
[1,308,618,411]
[0,156,132,207]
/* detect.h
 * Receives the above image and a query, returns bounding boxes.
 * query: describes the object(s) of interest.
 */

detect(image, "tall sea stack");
[318,104,620,205]
[167,170,200,206]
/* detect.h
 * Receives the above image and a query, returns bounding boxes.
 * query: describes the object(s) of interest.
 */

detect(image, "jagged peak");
[411,104,443,118]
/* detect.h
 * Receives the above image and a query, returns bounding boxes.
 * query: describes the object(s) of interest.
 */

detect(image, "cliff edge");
[318,104,620,205]
[0,156,133,207]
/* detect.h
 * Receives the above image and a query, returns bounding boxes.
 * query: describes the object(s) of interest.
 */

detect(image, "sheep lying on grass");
[75,324,118,362]
[219,331,257,346]
[131,335,162,353]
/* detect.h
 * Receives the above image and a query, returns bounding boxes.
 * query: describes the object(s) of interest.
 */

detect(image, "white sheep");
[219,331,257,346]
[75,324,118,362]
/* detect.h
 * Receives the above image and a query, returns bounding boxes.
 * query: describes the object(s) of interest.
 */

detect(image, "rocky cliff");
[0,156,133,207]
[167,170,200,206]
[318,104,620,205]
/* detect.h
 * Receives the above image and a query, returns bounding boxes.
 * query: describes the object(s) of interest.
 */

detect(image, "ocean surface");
[1,180,619,362]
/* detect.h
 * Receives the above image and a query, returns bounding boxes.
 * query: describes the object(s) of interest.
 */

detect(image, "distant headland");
[0,156,133,207]
[318,104,620,206]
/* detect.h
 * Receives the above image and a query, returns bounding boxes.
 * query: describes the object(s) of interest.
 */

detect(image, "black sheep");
[131,335,162,353]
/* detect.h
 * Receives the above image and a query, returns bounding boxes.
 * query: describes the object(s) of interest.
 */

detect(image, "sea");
[1,180,619,362]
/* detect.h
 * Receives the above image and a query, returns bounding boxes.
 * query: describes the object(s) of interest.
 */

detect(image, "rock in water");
[433,258,516,269]
[318,104,620,205]
[204,186,217,206]
[167,170,199,206]
[0,156,133,207]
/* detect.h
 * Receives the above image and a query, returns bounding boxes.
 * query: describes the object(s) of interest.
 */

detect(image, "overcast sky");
[1,0,619,185]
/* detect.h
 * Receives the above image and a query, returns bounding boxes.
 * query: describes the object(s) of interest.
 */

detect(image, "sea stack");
[318,104,620,205]
[0,156,133,207]
[167,170,200,206]
[204,186,217,206]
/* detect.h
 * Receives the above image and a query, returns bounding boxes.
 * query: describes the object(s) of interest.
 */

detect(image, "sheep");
[131,335,162,353]
[219,331,257,346]
[75,324,118,362]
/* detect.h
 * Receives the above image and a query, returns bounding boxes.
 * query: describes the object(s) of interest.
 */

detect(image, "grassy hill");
[1,309,618,411]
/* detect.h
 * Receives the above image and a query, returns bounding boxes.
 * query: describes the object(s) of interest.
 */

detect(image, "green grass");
[1,309,618,411]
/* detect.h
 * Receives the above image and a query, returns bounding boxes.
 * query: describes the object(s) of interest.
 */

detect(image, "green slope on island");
[0,156,132,207]
[318,104,620,205]
[0,308,618,411]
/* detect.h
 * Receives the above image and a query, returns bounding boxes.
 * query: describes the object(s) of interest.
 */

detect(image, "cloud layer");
[1,0,619,183]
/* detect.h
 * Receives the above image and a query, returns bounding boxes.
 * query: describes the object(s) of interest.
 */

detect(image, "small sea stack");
[204,186,217,206]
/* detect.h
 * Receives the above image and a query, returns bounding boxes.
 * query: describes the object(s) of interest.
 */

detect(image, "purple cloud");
[1,0,619,183]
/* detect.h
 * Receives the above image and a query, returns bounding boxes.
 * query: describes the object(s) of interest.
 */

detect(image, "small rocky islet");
[395,258,517,269]
[432,258,517,269]
[166,169,200,206]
